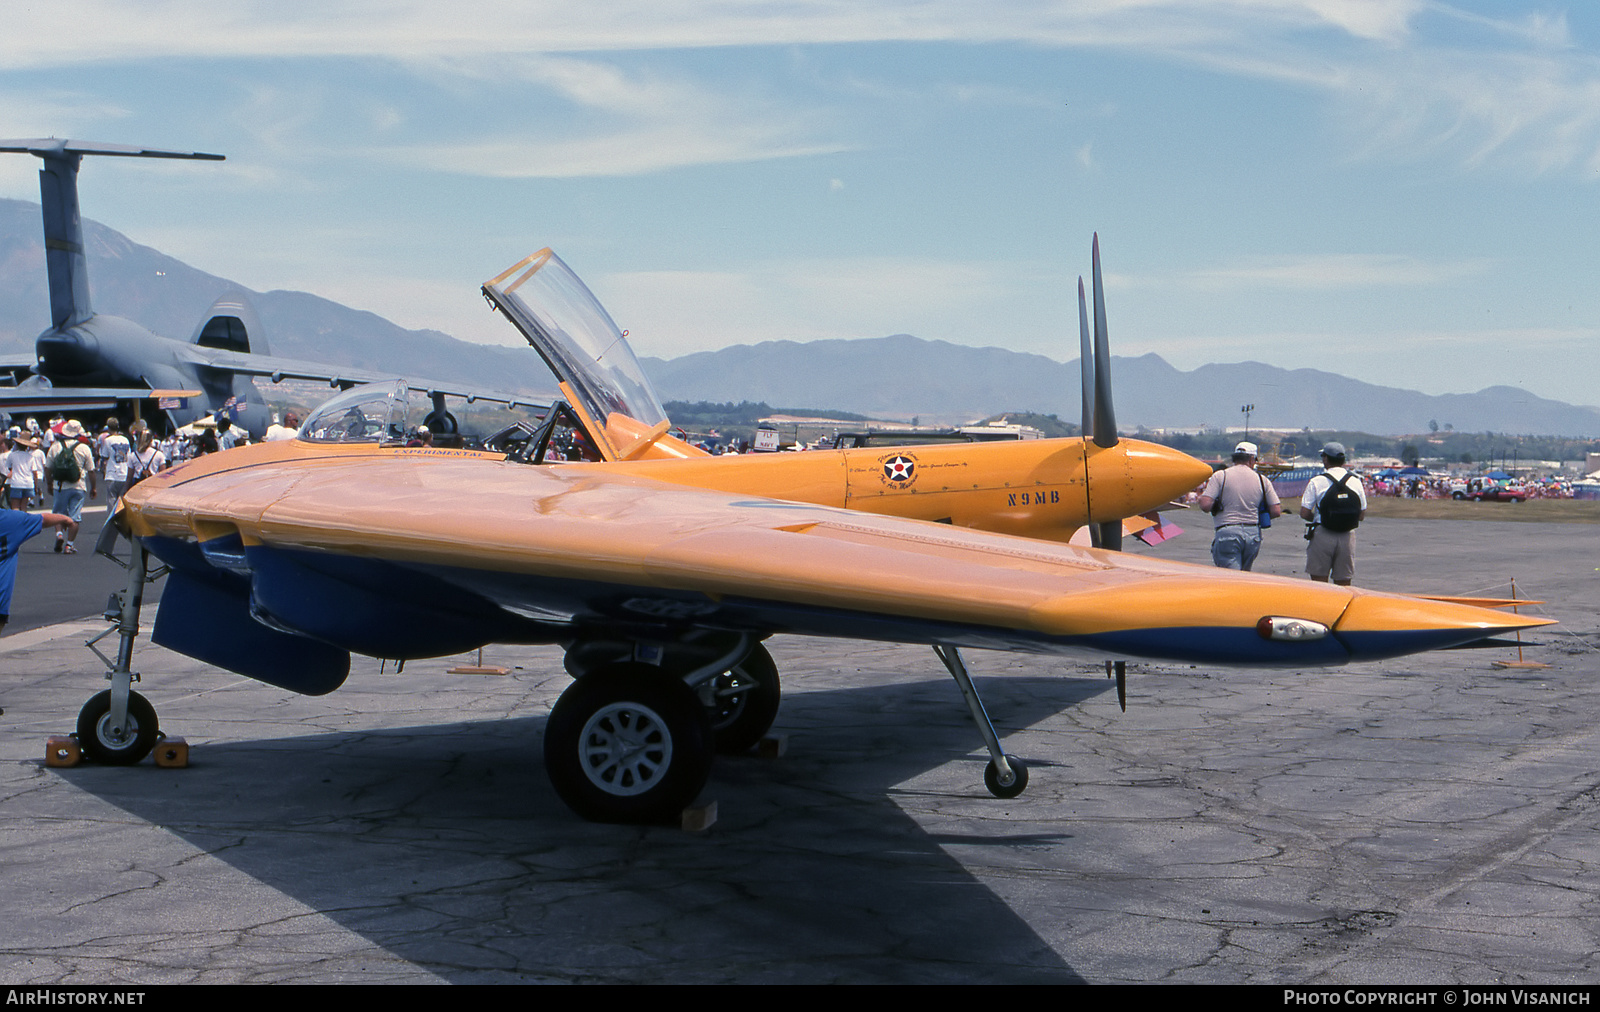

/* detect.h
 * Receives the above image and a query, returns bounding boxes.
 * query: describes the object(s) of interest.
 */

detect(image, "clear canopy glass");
[298,380,409,444]
[483,250,667,430]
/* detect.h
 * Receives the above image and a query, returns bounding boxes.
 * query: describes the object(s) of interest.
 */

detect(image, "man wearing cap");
[1197,440,1282,571]
[1299,441,1368,586]
[44,421,97,554]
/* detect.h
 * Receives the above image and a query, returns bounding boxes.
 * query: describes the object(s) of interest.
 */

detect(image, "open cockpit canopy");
[483,250,668,432]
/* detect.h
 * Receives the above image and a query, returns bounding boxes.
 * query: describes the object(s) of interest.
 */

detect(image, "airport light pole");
[1240,403,1254,439]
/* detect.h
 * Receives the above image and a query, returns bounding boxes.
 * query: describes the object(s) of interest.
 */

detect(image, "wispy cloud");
[11,3,1600,177]
[2,1,1424,65]
[1182,253,1491,291]
[373,55,849,177]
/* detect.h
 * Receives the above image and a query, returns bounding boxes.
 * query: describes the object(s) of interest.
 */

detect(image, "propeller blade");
[1077,276,1101,549]
[1090,234,1122,550]
[1078,277,1094,440]
[1091,234,1117,450]
[1104,659,1127,711]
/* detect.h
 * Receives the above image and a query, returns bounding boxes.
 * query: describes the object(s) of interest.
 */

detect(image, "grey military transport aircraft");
[0,139,543,438]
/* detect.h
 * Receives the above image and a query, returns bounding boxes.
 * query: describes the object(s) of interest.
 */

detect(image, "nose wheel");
[76,689,159,765]
[75,538,166,765]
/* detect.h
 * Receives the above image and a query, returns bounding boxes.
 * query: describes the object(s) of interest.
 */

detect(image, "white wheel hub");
[578,702,673,796]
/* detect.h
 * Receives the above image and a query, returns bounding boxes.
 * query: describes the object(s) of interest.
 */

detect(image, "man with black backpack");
[44,420,97,555]
[1299,441,1367,586]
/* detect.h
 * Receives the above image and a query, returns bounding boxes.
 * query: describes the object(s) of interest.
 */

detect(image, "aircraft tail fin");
[0,140,223,331]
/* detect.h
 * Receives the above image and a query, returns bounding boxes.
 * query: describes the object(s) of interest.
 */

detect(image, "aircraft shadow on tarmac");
[49,674,1112,983]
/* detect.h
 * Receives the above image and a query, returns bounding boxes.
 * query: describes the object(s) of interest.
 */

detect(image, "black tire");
[708,644,782,754]
[984,754,1029,799]
[543,664,713,823]
[76,690,158,765]
[1453,492,1465,500]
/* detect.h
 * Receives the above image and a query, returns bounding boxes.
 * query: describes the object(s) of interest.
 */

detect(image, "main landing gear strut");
[543,636,1040,823]
[78,539,165,764]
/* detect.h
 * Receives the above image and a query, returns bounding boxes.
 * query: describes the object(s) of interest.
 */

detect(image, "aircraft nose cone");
[1087,440,1213,520]
[36,328,101,377]
[1332,591,1556,661]
[1140,441,1216,498]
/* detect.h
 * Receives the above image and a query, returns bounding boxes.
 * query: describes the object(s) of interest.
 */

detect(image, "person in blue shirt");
[1,508,80,635]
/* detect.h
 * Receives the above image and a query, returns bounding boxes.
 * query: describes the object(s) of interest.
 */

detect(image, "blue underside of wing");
[139,534,1493,693]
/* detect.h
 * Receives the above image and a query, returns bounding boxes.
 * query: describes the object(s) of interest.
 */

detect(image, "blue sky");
[4,1,1599,409]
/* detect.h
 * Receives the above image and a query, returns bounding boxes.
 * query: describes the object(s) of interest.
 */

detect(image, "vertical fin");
[0,140,224,331]
[36,149,91,329]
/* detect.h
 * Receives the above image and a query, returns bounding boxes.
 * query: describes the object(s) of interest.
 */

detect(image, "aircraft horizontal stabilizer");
[0,139,223,161]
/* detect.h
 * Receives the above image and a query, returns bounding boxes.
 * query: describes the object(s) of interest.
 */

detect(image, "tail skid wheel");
[707,644,781,754]
[984,755,1029,799]
[544,664,713,823]
[76,690,159,765]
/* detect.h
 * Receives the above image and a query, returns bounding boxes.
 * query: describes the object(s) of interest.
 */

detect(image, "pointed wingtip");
[1335,592,1558,660]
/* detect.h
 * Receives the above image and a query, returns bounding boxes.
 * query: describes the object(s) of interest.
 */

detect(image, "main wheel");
[706,644,781,754]
[984,754,1029,799]
[543,664,713,823]
[76,690,159,765]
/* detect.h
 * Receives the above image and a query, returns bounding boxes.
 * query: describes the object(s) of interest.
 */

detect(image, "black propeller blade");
[1090,233,1118,451]
[1105,660,1126,712]
[1077,277,1102,549]
[1090,234,1122,551]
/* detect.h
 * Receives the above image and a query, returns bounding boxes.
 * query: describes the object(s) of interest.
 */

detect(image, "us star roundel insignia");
[881,453,918,487]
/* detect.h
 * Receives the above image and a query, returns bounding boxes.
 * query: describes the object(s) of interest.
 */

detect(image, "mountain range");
[643,337,1600,436]
[3,198,1596,437]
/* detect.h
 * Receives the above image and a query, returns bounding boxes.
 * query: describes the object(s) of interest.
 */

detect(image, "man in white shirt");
[101,418,133,504]
[1299,441,1369,586]
[263,412,300,442]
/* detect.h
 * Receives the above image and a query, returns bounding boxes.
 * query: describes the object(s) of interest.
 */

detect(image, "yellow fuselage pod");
[607,436,1213,543]
[132,435,1210,546]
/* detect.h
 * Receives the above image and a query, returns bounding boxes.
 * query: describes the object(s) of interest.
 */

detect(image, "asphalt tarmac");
[0,513,1593,984]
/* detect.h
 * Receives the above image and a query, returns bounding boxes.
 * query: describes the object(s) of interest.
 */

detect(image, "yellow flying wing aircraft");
[89,248,1552,825]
